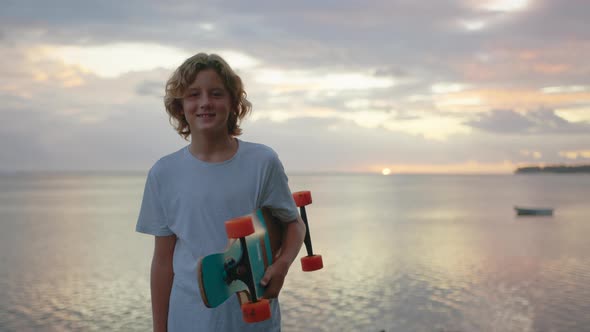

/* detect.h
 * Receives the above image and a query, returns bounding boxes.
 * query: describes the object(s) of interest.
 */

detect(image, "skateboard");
[197,190,323,323]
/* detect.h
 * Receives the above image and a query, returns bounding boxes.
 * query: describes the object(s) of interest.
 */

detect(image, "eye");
[212,90,224,97]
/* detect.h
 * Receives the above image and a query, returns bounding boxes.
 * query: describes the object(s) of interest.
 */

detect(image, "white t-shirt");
[136,139,298,331]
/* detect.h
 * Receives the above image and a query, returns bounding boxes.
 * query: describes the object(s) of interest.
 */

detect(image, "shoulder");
[148,146,188,179]
[238,140,280,162]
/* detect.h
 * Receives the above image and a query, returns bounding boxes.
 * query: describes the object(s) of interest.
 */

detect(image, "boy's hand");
[260,259,291,299]
[260,216,306,299]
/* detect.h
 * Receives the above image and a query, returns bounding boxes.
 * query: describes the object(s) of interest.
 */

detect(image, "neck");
[189,132,237,163]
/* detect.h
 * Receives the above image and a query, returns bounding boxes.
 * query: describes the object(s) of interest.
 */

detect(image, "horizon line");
[0,169,550,176]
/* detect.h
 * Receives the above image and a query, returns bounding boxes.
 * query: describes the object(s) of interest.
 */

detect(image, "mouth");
[196,113,216,118]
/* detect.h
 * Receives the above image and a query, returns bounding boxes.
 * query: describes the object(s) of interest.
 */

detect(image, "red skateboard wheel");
[301,254,323,272]
[225,216,255,239]
[293,191,312,207]
[242,299,271,323]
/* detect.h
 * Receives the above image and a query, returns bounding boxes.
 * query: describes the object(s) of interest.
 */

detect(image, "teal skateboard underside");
[199,209,274,308]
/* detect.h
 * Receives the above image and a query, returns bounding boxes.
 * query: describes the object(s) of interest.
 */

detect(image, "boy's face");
[181,68,233,137]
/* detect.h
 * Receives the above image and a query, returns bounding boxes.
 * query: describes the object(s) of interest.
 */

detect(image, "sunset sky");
[1,0,589,174]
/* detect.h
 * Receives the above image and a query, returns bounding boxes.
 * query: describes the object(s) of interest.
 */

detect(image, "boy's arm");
[261,215,306,298]
[151,234,176,332]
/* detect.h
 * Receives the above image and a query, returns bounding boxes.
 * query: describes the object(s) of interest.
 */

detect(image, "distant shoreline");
[515,165,590,174]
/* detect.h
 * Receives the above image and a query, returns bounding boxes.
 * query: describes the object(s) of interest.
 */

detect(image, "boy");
[136,53,306,331]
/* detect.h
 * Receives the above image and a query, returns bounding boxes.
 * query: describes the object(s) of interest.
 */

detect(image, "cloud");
[136,80,164,97]
[465,110,534,133]
[559,150,590,160]
[1,0,590,173]
[0,102,183,171]
[42,43,191,78]
[465,109,590,134]
[2,1,588,91]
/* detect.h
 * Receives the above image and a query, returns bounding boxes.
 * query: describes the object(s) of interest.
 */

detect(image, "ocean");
[1,173,589,331]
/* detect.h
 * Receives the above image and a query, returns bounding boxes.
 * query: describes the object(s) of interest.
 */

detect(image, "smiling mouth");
[196,113,216,118]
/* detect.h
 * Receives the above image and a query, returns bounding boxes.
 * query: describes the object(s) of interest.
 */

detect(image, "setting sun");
[381,168,392,175]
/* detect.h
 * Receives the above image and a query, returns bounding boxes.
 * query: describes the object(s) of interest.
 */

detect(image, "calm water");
[1,173,589,332]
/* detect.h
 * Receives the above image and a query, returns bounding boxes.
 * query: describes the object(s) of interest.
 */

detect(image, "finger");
[263,280,280,299]
[260,266,274,287]
[263,275,285,299]
[263,286,278,299]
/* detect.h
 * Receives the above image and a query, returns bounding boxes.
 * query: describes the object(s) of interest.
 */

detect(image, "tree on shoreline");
[515,165,590,174]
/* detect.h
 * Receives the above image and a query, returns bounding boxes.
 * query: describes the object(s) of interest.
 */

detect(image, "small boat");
[514,206,554,216]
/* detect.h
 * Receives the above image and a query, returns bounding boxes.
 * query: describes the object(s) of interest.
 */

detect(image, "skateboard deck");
[197,191,322,322]
[198,207,282,308]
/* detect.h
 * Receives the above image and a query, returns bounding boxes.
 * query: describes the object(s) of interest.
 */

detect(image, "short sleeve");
[259,153,299,223]
[136,167,174,236]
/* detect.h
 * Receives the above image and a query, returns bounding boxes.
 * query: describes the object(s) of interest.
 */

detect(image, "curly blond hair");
[164,53,252,140]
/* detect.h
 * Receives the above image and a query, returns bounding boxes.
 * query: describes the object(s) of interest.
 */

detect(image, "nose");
[199,95,211,109]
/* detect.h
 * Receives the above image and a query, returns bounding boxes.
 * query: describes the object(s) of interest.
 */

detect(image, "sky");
[1,0,589,174]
